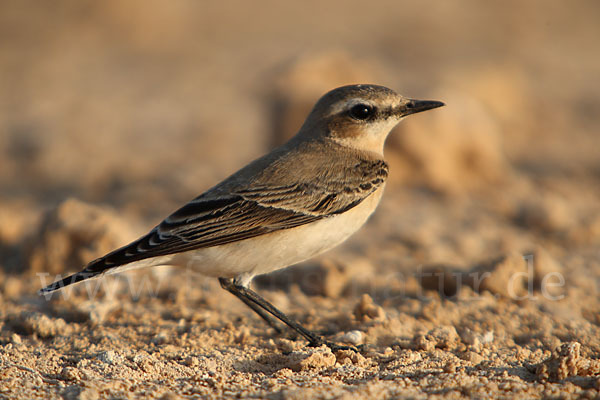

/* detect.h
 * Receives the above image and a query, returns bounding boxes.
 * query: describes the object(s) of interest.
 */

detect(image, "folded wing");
[39,151,388,293]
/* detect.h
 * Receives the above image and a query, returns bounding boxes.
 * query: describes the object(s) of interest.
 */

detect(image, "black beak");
[403,99,445,116]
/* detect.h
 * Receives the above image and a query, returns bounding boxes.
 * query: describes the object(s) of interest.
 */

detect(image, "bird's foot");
[308,338,363,353]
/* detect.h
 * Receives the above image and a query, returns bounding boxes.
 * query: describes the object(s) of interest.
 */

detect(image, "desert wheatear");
[40,84,443,350]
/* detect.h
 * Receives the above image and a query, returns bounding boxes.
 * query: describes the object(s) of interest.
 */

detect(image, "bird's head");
[299,84,444,155]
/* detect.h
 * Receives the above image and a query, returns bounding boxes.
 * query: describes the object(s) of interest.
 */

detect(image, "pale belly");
[174,186,385,284]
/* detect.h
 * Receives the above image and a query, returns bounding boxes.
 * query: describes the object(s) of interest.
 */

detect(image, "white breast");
[175,186,385,284]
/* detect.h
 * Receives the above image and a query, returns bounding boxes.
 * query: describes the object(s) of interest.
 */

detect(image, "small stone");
[97,350,123,365]
[60,366,81,381]
[152,331,169,345]
[444,360,458,373]
[336,330,363,345]
[461,351,484,364]
[183,356,198,367]
[460,329,493,351]
[10,333,22,344]
[481,331,494,344]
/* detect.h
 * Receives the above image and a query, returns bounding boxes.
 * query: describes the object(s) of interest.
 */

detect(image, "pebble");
[97,350,123,365]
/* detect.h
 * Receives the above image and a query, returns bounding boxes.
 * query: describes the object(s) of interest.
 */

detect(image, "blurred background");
[0,0,598,286]
[2,3,600,396]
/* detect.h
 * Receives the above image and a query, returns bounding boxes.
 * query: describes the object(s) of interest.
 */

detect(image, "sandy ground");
[1,1,600,399]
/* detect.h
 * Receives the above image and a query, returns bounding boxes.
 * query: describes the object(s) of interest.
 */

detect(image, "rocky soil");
[1,1,599,399]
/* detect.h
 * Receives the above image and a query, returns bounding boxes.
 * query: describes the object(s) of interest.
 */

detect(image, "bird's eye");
[349,104,375,120]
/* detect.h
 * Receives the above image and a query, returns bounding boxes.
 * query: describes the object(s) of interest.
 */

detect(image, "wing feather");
[39,144,389,294]
[87,157,388,274]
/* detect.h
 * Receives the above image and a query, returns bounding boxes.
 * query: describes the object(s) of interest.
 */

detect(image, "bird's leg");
[218,278,357,352]
[220,281,283,333]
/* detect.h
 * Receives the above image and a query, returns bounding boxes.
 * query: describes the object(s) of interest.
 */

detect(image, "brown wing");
[237,158,389,215]
[39,147,388,294]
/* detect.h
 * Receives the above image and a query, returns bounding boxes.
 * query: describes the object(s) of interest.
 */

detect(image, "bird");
[40,84,444,350]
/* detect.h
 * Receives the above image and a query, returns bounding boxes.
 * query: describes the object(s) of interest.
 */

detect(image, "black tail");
[38,229,162,295]
[38,269,102,295]
[37,248,134,295]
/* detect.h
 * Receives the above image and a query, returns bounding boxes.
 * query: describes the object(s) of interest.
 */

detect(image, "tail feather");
[38,233,176,295]
[38,252,117,294]
[38,230,157,295]
[38,269,101,294]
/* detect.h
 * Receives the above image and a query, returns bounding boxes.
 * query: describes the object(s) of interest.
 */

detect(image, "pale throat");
[332,118,401,156]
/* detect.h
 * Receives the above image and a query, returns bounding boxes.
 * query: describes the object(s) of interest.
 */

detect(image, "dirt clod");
[27,198,138,275]
[534,342,600,382]
[288,346,336,372]
[9,312,69,338]
[353,294,386,322]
